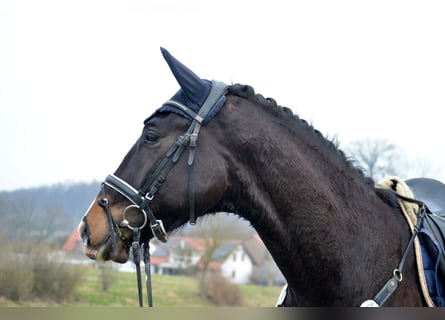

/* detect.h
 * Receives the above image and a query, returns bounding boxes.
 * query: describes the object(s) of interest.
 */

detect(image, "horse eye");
[144,131,160,143]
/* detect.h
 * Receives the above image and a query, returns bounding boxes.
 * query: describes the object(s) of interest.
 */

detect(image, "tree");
[345,138,402,180]
[9,195,37,239]
[345,138,441,181]
[35,204,73,242]
[0,193,72,244]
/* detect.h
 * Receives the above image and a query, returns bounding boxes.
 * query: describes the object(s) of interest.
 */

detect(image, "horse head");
[78,48,230,263]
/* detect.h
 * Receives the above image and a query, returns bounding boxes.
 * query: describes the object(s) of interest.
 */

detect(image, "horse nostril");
[78,220,89,242]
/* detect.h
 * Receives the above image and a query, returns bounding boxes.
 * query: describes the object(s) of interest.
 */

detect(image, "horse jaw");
[83,238,130,264]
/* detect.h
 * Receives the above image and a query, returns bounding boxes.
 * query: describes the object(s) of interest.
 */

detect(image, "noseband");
[98,80,228,307]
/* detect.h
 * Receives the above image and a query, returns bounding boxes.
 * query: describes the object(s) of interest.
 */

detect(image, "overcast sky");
[1,0,444,191]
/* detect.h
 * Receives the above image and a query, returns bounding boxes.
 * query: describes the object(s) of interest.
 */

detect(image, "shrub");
[0,251,34,301]
[0,241,83,302]
[205,274,243,306]
[33,258,83,301]
[98,263,117,292]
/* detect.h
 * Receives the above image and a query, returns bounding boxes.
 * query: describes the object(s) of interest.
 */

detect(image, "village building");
[63,230,284,285]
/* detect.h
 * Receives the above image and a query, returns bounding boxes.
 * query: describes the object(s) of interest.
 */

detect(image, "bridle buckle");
[151,220,167,242]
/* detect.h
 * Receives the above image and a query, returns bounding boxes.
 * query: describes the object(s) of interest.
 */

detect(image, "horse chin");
[84,246,100,261]
[84,239,129,264]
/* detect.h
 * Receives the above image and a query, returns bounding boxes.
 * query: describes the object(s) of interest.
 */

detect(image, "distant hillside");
[0,181,255,244]
[0,181,101,236]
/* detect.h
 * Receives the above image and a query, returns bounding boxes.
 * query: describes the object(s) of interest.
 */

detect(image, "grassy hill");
[0,265,282,307]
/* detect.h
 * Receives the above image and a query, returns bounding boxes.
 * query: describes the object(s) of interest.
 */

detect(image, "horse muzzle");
[78,218,130,263]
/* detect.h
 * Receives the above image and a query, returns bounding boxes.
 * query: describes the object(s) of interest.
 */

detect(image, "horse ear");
[160,47,209,105]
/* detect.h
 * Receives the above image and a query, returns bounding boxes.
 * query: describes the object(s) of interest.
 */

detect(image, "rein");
[98,80,228,307]
[360,192,430,307]
[276,192,432,307]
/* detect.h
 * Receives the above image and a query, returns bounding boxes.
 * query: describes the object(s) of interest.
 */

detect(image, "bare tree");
[345,138,441,181]
[9,195,37,239]
[35,205,72,241]
[345,138,402,180]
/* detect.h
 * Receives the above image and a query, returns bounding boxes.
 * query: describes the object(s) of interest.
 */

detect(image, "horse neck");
[217,97,413,305]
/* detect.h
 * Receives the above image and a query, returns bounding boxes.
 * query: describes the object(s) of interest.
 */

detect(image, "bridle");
[97,80,228,307]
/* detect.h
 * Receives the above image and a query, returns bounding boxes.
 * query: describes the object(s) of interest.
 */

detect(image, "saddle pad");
[419,213,445,306]
[419,231,445,306]
[422,214,445,275]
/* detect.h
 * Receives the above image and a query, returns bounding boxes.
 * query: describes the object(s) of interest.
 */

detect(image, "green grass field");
[0,265,282,307]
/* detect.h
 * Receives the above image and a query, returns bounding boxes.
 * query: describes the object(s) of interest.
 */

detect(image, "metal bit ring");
[121,204,148,230]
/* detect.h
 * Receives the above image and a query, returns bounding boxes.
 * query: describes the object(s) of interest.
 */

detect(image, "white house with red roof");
[62,231,284,285]
[212,241,254,284]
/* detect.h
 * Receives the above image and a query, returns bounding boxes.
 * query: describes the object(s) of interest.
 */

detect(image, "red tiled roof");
[173,236,210,252]
[63,228,81,251]
[151,255,170,265]
[207,260,223,270]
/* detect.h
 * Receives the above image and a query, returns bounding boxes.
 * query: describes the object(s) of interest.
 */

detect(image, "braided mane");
[228,83,376,188]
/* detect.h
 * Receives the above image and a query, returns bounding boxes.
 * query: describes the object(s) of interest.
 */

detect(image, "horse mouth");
[84,246,100,261]
[83,238,129,263]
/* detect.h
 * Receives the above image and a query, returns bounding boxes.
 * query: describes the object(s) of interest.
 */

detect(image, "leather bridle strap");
[144,240,153,307]
[98,184,132,256]
[104,174,167,242]
[104,80,228,233]
[139,80,228,224]
[132,227,143,307]
[184,80,229,223]
[100,80,228,307]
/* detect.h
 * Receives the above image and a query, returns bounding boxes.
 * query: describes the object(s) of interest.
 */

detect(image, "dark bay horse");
[78,48,424,306]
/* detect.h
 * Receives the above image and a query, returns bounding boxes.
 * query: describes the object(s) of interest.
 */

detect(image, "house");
[150,237,205,275]
[150,234,285,285]
[62,230,285,285]
[204,241,254,284]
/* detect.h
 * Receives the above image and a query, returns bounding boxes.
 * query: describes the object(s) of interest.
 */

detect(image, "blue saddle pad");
[419,223,445,306]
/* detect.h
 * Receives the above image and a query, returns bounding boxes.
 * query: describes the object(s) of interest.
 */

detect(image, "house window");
[231,270,236,278]
[233,254,236,262]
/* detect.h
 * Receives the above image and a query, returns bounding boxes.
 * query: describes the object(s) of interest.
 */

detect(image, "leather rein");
[276,192,432,307]
[97,81,228,307]
[360,192,429,307]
